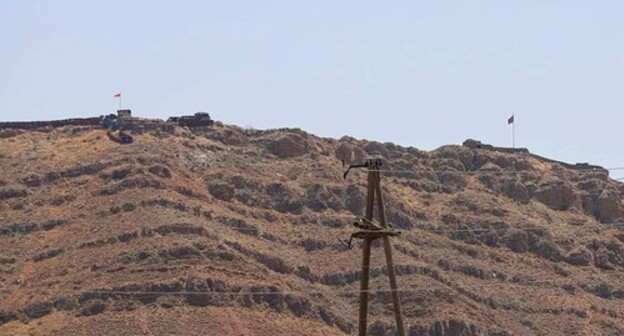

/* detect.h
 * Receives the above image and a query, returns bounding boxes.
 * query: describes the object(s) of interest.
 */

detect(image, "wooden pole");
[354,157,405,336]
[358,237,372,336]
[374,168,406,336]
[358,167,376,336]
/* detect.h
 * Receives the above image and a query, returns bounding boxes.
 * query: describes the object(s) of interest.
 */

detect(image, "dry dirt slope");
[1,123,624,336]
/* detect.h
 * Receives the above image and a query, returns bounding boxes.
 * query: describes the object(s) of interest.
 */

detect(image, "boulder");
[23,302,52,319]
[504,231,529,253]
[299,239,328,252]
[478,174,498,190]
[409,319,484,336]
[0,129,21,139]
[284,295,312,317]
[589,283,614,299]
[577,178,606,191]
[335,143,353,162]
[565,246,593,266]
[21,174,42,187]
[363,141,388,158]
[60,162,106,178]
[438,171,466,192]
[501,179,529,203]
[79,302,106,316]
[592,246,613,270]
[267,134,308,158]
[433,158,465,172]
[344,185,365,215]
[0,188,27,200]
[0,311,16,325]
[581,194,598,216]
[476,162,501,172]
[471,153,491,170]
[529,239,563,262]
[514,158,533,171]
[369,321,393,335]
[217,129,248,146]
[596,189,623,223]
[43,172,61,183]
[148,165,172,178]
[304,184,330,212]
[432,146,473,171]
[533,182,580,211]
[452,147,476,171]
[208,183,234,201]
[493,155,514,169]
[266,183,303,214]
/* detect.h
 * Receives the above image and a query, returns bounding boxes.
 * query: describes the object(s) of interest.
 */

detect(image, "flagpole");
[119,95,122,110]
[512,113,515,148]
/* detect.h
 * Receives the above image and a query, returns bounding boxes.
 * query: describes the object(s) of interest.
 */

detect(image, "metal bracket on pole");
[341,155,406,336]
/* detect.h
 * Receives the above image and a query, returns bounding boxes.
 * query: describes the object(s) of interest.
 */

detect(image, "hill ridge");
[1,123,623,335]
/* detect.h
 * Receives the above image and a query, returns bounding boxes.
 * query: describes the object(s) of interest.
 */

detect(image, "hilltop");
[1,122,623,335]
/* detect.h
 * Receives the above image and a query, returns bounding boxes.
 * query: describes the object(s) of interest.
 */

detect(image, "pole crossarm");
[351,230,401,240]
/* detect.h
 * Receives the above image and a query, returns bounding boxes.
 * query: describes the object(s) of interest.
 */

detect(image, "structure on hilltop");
[462,138,607,173]
[0,110,215,131]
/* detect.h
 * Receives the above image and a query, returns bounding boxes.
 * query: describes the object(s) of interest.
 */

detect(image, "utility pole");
[342,155,406,336]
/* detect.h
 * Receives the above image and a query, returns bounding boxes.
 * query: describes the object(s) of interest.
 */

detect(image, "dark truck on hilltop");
[167,112,214,127]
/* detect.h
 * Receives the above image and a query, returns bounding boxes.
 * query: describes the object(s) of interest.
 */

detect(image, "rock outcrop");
[533,182,581,211]
[267,134,308,158]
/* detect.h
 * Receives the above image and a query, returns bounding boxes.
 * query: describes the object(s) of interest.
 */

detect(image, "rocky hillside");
[1,123,624,335]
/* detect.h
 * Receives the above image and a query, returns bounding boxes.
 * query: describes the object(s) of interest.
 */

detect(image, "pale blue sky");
[1,1,623,173]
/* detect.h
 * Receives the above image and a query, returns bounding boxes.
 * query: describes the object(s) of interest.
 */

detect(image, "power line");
[368,168,620,175]
[215,221,624,235]
[208,164,624,186]
[35,279,566,297]
[211,161,624,175]
[212,165,617,176]
[48,289,411,296]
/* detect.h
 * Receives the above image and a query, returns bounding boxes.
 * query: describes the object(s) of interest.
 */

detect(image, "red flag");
[114,93,121,98]
[507,115,514,124]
